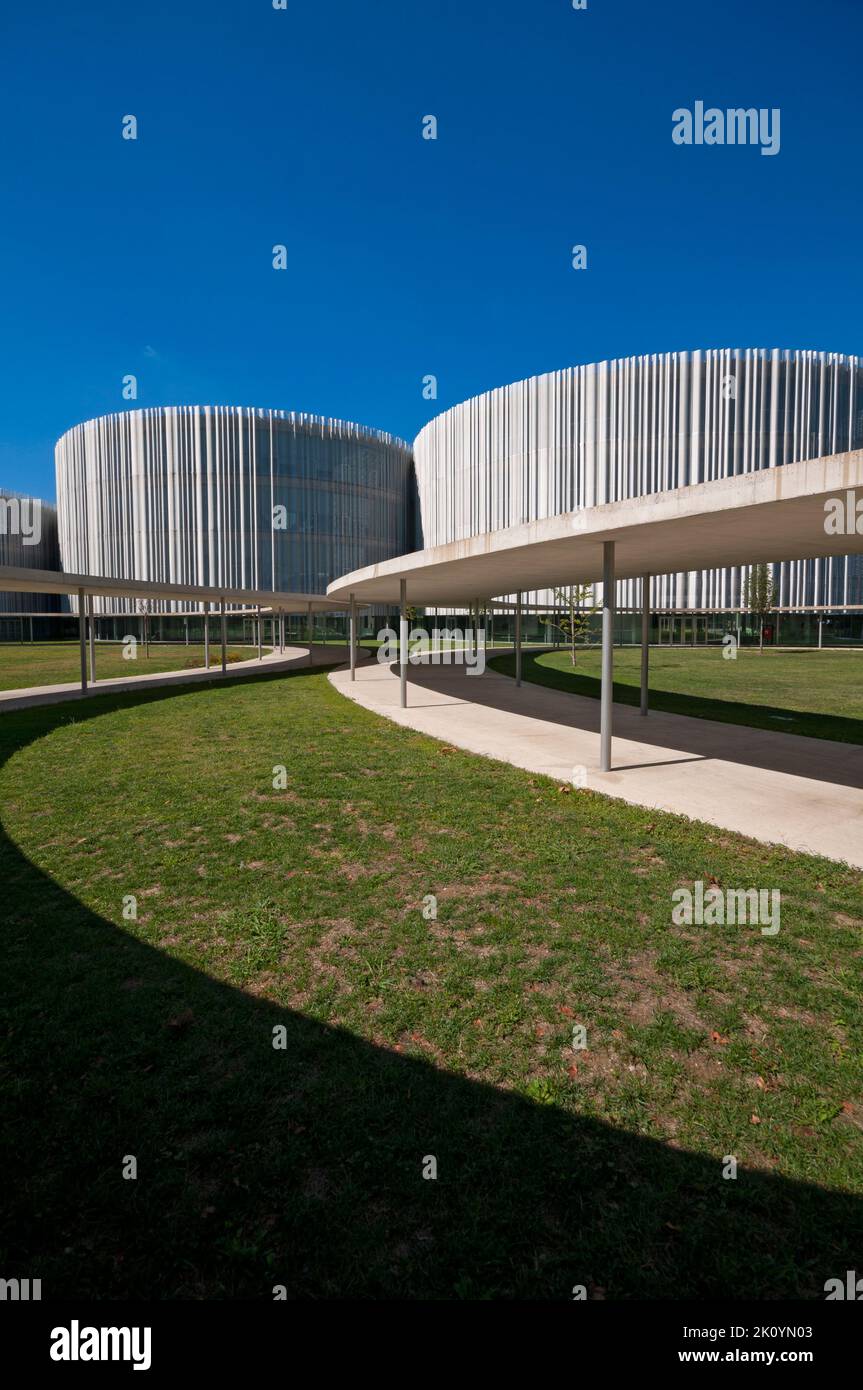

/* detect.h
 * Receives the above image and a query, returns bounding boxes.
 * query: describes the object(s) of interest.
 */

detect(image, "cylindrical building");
[414,348,863,610]
[55,407,416,612]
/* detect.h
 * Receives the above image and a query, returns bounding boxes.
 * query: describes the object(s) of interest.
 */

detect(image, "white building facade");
[55,407,416,613]
[414,349,863,610]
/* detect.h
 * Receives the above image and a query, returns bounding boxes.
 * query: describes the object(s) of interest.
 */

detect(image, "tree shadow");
[1,678,860,1300]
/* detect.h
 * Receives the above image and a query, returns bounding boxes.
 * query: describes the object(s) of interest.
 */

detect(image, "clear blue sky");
[2,0,861,501]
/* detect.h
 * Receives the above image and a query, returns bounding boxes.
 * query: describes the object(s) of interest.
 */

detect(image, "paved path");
[330,653,863,868]
[0,644,355,712]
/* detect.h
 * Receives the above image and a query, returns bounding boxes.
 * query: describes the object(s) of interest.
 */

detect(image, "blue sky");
[1,0,861,501]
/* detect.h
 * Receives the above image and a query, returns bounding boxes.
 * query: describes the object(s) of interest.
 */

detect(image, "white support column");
[640,573,650,716]
[220,599,227,674]
[349,594,357,681]
[400,578,408,708]
[818,615,823,649]
[308,602,313,666]
[279,612,285,654]
[78,587,87,693]
[203,600,210,669]
[600,542,615,772]
[257,605,263,661]
[87,593,96,686]
[515,592,522,687]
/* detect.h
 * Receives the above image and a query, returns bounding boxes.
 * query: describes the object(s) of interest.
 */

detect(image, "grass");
[0,641,255,691]
[489,646,863,744]
[0,665,861,1299]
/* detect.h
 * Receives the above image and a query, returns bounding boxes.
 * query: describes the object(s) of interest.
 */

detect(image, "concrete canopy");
[0,565,350,612]
[327,450,863,606]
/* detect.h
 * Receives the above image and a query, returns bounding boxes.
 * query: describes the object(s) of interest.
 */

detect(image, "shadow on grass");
[488,651,863,749]
[1,672,860,1299]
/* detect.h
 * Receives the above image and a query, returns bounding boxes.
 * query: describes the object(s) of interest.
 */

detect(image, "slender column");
[515,592,522,687]
[88,593,96,684]
[308,602,313,666]
[203,600,210,669]
[349,594,357,681]
[818,615,823,649]
[640,573,650,716]
[279,612,285,654]
[600,542,615,772]
[78,587,87,692]
[220,599,227,673]
[400,578,408,708]
[257,605,263,661]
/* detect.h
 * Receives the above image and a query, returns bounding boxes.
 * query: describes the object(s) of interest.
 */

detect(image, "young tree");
[744,564,776,654]
[548,585,597,666]
[136,598,152,658]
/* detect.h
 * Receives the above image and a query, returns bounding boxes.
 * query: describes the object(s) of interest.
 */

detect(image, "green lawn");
[0,641,255,691]
[1,666,861,1299]
[489,646,863,744]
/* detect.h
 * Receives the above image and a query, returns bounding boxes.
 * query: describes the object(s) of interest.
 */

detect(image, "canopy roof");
[327,451,863,605]
[0,566,349,612]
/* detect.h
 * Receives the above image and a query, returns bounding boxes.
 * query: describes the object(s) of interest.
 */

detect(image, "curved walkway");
[0,644,357,712]
[329,653,863,868]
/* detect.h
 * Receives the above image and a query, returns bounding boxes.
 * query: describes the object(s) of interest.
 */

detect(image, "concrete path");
[0,644,355,712]
[329,653,863,868]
